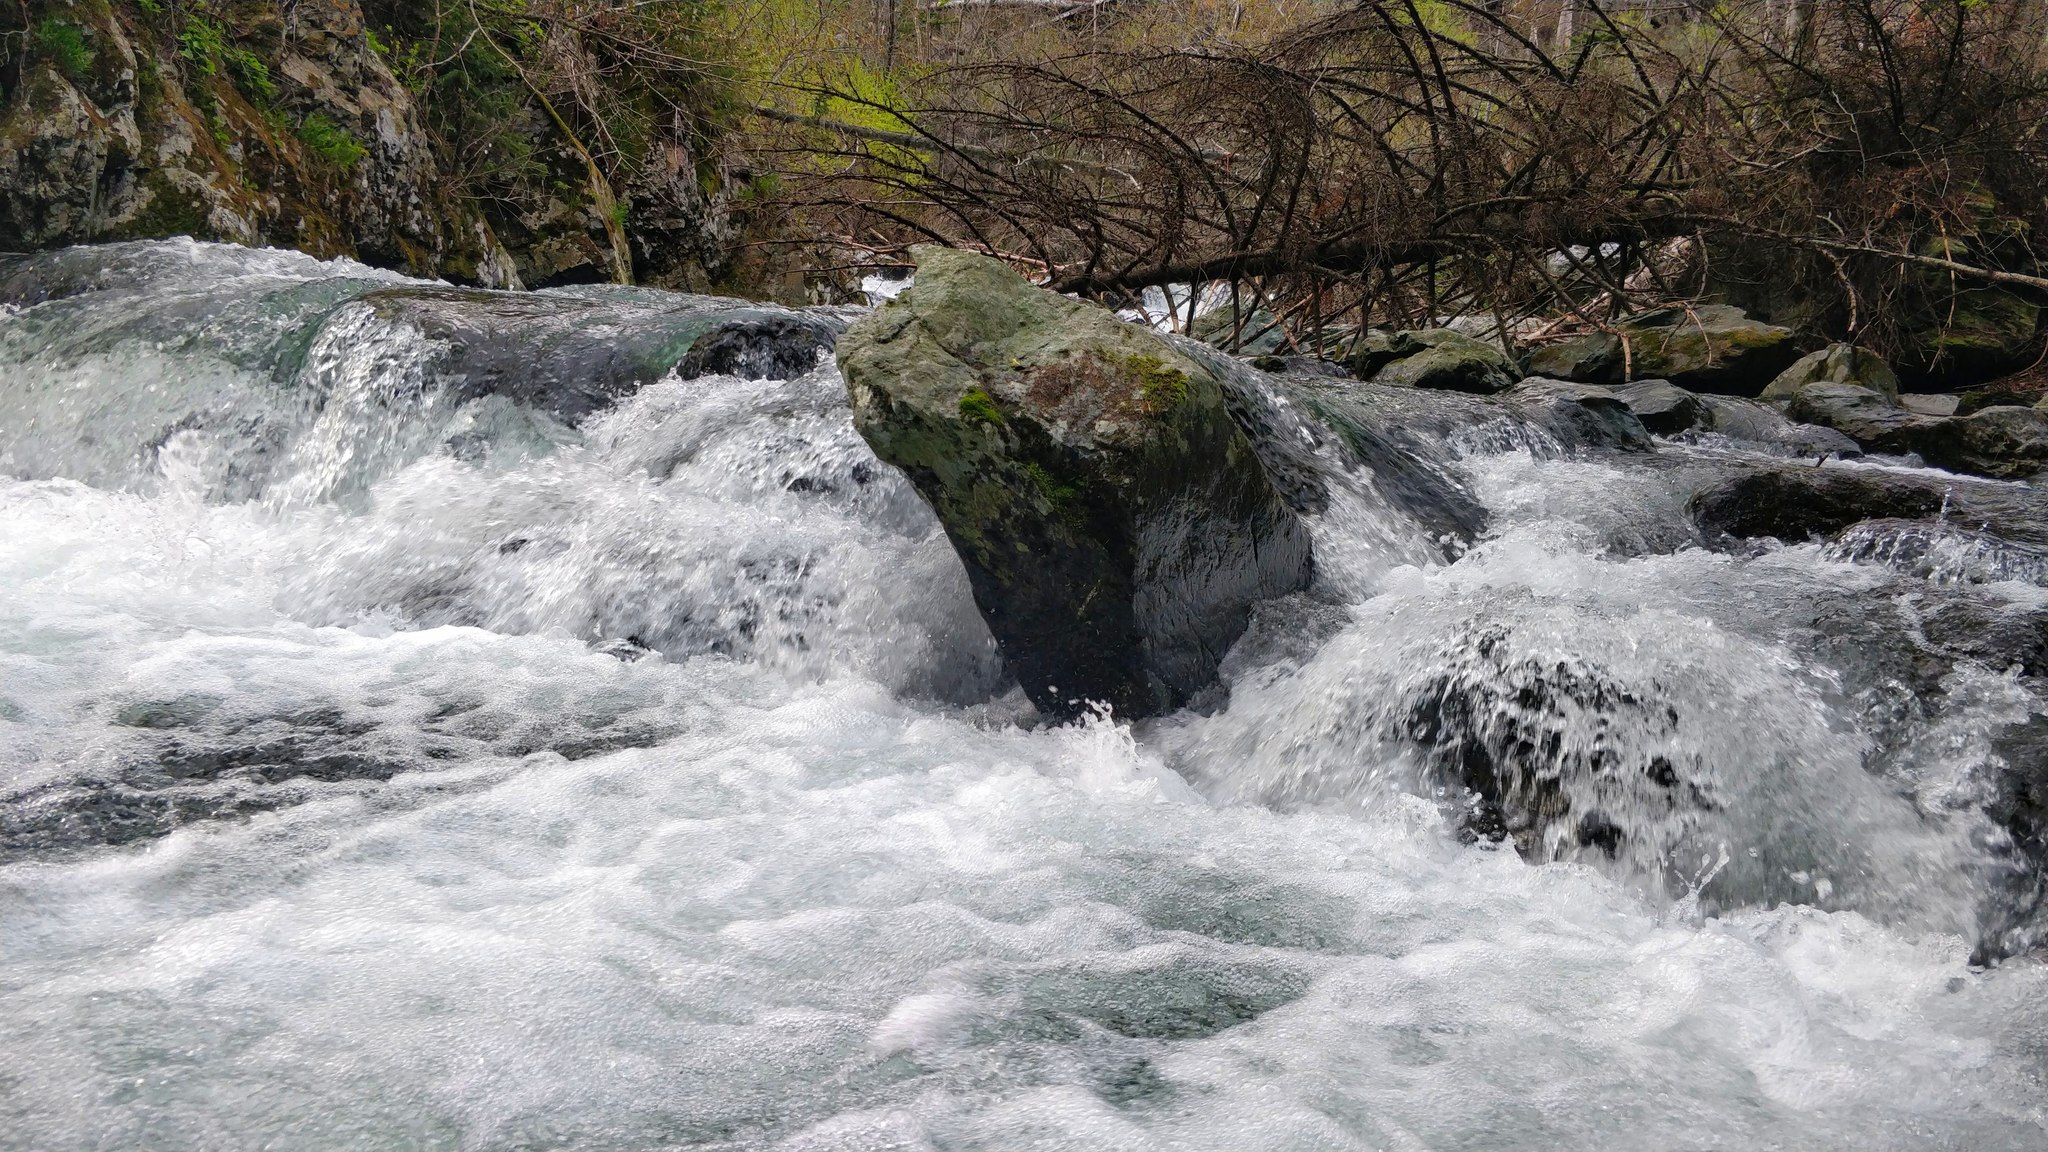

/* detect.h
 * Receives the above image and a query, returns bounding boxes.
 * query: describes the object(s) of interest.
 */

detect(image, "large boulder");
[1522,305,1801,395]
[837,247,1313,720]
[1353,328,1519,394]
[1761,343,1900,403]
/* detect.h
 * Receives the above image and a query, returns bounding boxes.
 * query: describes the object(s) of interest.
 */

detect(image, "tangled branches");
[755,0,2048,379]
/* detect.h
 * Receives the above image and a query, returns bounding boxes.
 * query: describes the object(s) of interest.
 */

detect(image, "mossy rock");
[1522,306,1799,396]
[837,246,1313,720]
[1761,343,1900,403]
[1364,329,1519,394]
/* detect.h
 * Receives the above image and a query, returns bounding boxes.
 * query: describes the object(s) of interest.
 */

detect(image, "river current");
[1,241,2044,1150]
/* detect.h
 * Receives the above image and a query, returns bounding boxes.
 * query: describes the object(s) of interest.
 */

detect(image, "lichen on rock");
[837,246,1313,719]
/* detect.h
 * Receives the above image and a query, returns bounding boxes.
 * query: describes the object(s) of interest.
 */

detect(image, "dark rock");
[1615,379,1706,434]
[1786,385,2048,479]
[1695,395,1864,458]
[1248,353,1352,380]
[1522,305,1801,395]
[1358,328,1519,394]
[357,287,842,421]
[1783,383,1935,451]
[1232,367,1490,546]
[1509,379,1655,452]
[837,247,1313,720]
[1913,406,2048,480]
[1690,464,2048,546]
[1404,624,1712,863]
[1761,343,1901,403]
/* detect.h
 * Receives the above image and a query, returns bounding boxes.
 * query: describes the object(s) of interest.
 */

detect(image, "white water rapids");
[1,242,2044,1150]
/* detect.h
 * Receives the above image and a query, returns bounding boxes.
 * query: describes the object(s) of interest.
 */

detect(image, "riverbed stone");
[837,246,1313,720]
[1522,305,1800,395]
[1615,379,1706,433]
[1358,329,1519,394]
[1761,343,1901,403]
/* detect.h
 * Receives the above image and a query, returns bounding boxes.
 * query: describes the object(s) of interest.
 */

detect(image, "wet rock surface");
[1405,625,1712,864]
[1689,463,2048,547]
[356,287,842,421]
[837,246,1313,720]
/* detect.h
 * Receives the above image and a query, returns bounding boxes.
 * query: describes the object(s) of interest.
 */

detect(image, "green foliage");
[175,9,277,106]
[35,19,92,78]
[176,14,229,74]
[298,114,368,169]
[958,388,1005,425]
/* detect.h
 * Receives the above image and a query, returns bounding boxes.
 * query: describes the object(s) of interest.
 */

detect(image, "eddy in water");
[2,240,2045,1150]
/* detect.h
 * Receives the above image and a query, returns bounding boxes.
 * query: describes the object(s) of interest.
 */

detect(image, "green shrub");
[35,19,92,78]
[298,114,369,169]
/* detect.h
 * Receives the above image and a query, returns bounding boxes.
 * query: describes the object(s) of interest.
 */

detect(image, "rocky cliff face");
[0,0,735,289]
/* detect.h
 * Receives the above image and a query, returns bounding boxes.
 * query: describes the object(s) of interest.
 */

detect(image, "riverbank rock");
[1522,305,1800,395]
[837,246,1313,720]
[1351,329,1519,394]
[1761,343,1901,403]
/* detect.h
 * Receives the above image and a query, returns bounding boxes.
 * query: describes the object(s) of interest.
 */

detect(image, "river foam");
[2,242,2045,1150]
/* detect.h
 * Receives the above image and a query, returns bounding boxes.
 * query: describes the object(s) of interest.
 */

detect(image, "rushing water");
[2,241,2046,1150]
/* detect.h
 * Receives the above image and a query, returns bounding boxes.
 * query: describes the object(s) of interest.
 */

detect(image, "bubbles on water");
[5,241,2048,1149]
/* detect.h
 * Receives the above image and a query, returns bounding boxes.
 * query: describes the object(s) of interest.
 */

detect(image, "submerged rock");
[1404,625,1712,863]
[1522,305,1801,395]
[837,247,1312,720]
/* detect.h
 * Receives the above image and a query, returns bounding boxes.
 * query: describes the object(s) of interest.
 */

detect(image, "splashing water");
[1,243,2045,1151]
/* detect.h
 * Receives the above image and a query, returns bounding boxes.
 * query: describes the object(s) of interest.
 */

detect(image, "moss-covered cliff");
[0,0,740,290]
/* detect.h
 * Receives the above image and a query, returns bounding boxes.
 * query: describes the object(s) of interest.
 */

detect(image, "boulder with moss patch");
[1352,328,1519,393]
[1523,306,1800,395]
[1761,343,1901,403]
[837,246,1313,720]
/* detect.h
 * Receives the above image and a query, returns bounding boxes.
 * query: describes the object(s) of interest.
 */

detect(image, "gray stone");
[1360,329,1519,394]
[1900,393,1960,417]
[1523,305,1800,395]
[1615,379,1706,434]
[1761,343,1901,402]
[837,247,1313,720]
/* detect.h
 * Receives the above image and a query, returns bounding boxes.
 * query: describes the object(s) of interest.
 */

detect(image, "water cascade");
[2,241,2045,1150]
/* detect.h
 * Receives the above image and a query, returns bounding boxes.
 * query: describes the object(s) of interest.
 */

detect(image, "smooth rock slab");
[837,247,1312,720]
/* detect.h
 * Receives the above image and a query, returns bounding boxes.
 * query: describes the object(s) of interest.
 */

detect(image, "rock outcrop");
[1522,305,1801,395]
[0,1,736,290]
[838,247,1313,720]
